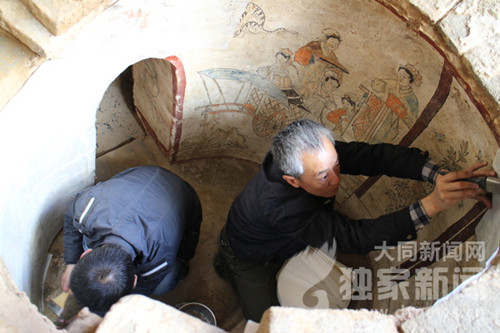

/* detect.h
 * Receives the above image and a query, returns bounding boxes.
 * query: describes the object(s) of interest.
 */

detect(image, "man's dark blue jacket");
[63,165,202,295]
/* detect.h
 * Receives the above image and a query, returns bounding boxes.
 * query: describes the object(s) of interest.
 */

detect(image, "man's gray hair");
[271,119,335,177]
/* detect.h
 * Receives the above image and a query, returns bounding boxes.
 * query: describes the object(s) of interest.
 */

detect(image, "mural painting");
[233,2,297,37]
[329,62,422,144]
[173,0,499,312]
[189,0,493,203]
[257,48,308,113]
[196,3,427,148]
[187,0,495,173]
[294,28,349,90]
[196,67,290,139]
[181,1,495,206]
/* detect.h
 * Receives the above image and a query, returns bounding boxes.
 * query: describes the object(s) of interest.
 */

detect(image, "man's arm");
[61,197,84,291]
[298,159,495,255]
[63,198,84,264]
[335,141,429,180]
[336,209,418,255]
[60,264,75,292]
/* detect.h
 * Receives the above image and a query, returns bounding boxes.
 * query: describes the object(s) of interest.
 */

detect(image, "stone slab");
[96,294,227,333]
[132,58,176,159]
[409,0,460,23]
[438,0,500,102]
[0,30,41,111]
[256,307,398,333]
[0,257,60,333]
[402,249,500,332]
[20,0,117,36]
[0,0,53,57]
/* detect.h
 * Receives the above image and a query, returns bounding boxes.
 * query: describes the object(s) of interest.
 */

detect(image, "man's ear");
[283,175,301,188]
[80,248,93,259]
[133,274,138,289]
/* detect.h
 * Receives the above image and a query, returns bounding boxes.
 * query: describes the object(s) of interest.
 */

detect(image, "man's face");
[289,137,341,198]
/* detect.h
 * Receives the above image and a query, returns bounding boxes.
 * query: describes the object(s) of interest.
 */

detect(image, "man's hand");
[60,264,75,292]
[421,161,497,217]
[67,307,103,332]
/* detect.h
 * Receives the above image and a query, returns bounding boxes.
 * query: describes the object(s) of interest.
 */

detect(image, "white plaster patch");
[409,0,460,23]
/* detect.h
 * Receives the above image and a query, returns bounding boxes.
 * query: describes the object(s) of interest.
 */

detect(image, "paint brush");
[46,291,69,317]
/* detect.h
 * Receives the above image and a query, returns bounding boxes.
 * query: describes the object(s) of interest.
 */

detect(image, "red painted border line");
[165,56,186,163]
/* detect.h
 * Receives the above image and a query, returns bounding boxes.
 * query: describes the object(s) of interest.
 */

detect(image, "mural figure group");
[198,7,424,148]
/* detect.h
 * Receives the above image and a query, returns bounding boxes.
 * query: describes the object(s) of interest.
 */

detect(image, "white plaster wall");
[0,0,247,302]
[475,149,500,263]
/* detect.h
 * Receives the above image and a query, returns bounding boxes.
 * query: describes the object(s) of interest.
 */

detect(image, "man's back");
[63,165,202,295]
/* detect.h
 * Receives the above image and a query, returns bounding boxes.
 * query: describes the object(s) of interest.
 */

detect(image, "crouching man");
[60,165,202,316]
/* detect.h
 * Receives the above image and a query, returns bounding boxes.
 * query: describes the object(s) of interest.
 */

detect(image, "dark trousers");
[216,227,284,322]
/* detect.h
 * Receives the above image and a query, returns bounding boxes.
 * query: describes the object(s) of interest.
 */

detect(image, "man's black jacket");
[226,141,429,262]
